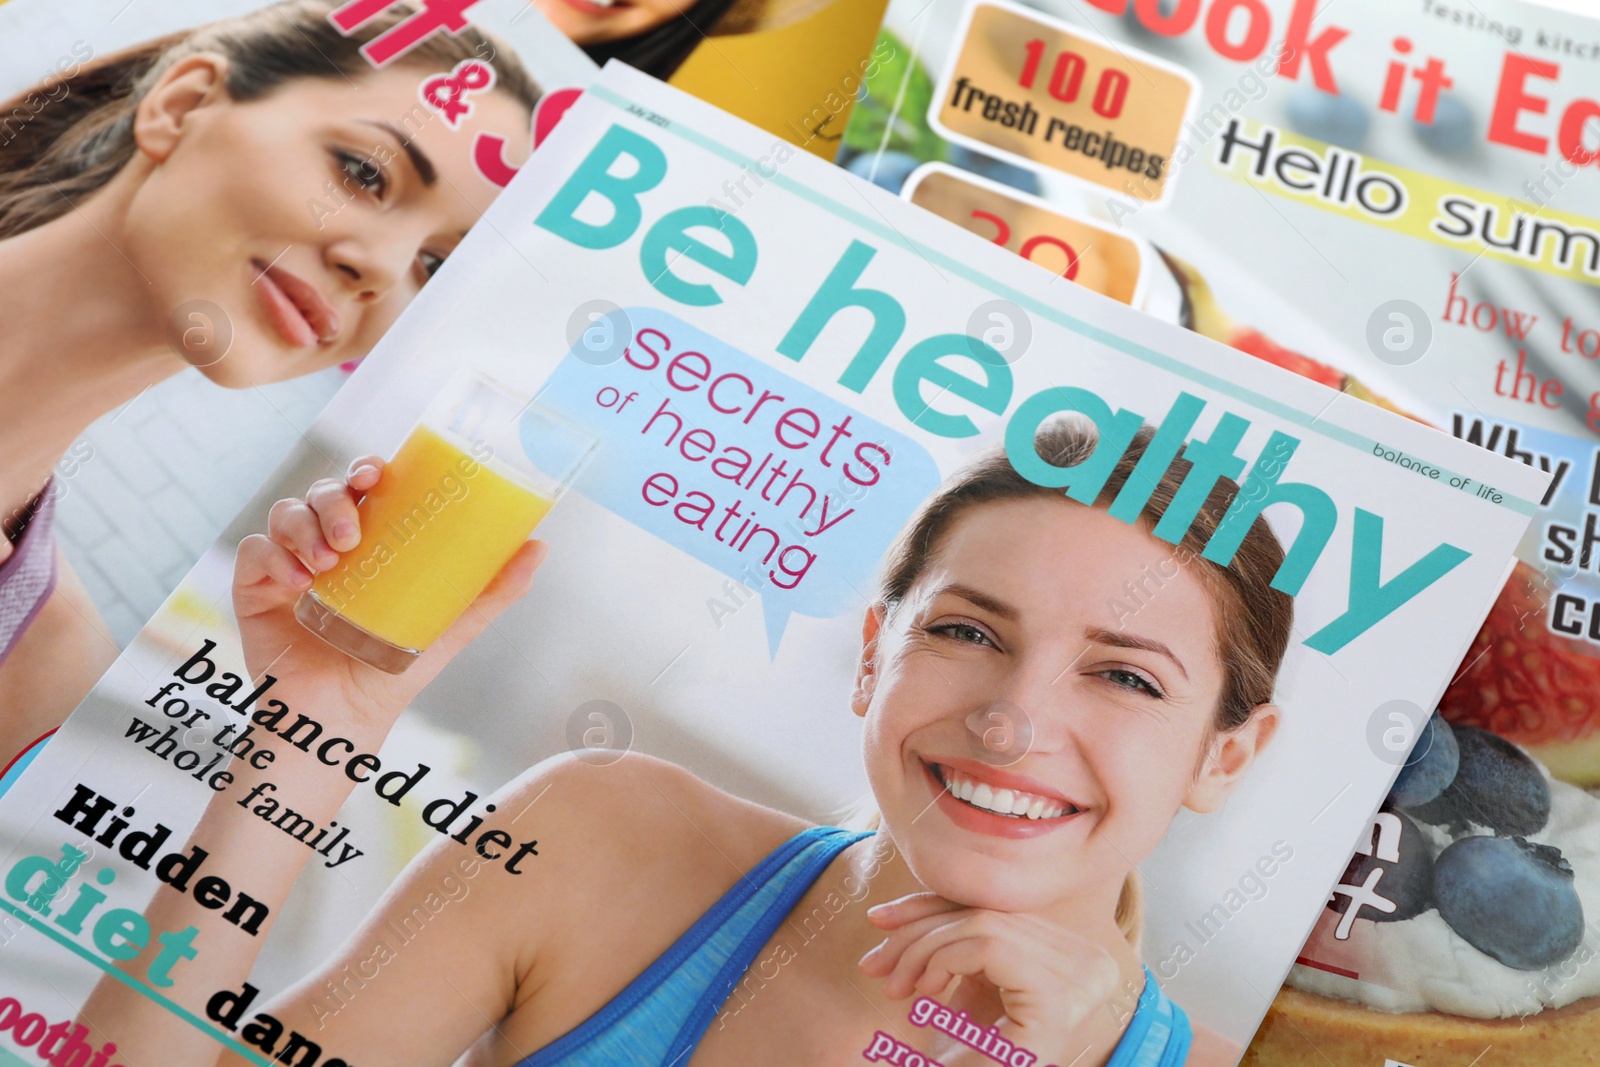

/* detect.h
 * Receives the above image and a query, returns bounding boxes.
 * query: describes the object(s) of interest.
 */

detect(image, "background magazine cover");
[0,0,594,766]
[0,0,887,771]
[0,62,1545,1067]
[835,0,1600,1062]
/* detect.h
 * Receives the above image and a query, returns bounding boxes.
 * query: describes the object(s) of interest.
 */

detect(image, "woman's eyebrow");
[360,120,437,186]
[938,583,1018,621]
[1085,626,1189,681]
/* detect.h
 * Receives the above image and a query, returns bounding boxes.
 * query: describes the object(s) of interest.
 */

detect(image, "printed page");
[839,1,1600,1063]
[0,0,594,764]
[0,61,1549,1067]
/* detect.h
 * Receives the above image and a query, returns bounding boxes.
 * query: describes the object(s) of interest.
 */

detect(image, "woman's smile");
[558,0,629,15]
[922,757,1087,840]
[251,258,340,349]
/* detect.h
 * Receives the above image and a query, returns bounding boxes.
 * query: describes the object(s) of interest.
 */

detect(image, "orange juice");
[310,424,552,651]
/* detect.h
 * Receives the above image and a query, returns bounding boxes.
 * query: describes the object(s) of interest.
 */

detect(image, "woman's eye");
[1101,668,1163,698]
[418,250,445,279]
[337,150,387,197]
[928,622,993,647]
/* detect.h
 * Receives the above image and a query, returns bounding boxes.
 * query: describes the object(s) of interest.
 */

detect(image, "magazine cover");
[0,62,1547,1066]
[837,0,1600,1061]
[0,0,901,769]
[0,0,595,764]
[526,0,895,156]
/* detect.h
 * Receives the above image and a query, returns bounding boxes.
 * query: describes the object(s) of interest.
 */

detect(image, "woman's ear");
[1184,704,1280,814]
[132,53,231,163]
[850,604,886,720]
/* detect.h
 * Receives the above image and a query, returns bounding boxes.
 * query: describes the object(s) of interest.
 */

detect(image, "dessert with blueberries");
[1246,713,1600,1066]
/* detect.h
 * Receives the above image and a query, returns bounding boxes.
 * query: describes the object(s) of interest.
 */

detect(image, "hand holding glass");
[296,374,594,672]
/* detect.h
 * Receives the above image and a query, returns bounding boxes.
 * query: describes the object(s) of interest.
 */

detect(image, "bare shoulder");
[484,751,810,905]
[1184,1022,1241,1067]
[470,752,813,1013]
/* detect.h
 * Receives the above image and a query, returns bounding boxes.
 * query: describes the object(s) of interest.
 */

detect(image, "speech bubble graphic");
[527,307,941,655]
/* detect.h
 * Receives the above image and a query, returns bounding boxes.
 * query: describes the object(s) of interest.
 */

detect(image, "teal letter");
[891,334,1013,438]
[1107,393,1205,524]
[92,907,150,962]
[640,206,757,306]
[1151,413,1251,545]
[534,124,668,250]
[1204,431,1337,596]
[4,844,84,916]
[1003,387,1142,503]
[776,241,906,393]
[147,926,201,988]
[1305,509,1470,654]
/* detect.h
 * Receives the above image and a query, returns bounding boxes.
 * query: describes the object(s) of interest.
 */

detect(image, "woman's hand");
[859,893,1125,1064]
[233,456,545,736]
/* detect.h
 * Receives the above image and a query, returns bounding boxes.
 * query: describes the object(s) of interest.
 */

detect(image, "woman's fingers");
[859,905,971,978]
[347,455,384,494]
[867,892,963,930]
[876,914,990,998]
[234,533,313,617]
[266,459,381,568]
[860,893,964,976]
[305,476,364,554]
[911,937,995,999]
[267,497,337,572]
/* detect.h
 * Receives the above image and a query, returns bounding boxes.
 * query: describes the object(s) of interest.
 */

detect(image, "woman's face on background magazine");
[124,56,530,388]
[533,0,699,44]
[855,496,1233,914]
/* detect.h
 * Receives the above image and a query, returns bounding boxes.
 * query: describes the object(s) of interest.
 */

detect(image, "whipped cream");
[1289,771,1600,1018]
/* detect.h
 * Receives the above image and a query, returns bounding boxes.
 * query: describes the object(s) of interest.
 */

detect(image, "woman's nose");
[975,658,1081,760]
[964,700,1036,765]
[326,237,406,304]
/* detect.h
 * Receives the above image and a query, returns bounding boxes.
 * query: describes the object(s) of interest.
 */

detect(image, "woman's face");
[855,497,1274,915]
[121,56,531,388]
[533,0,699,45]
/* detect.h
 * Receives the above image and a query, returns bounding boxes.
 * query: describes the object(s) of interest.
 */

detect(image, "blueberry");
[1388,713,1459,808]
[1286,86,1370,150]
[947,146,1042,197]
[1433,835,1584,970]
[1412,94,1475,156]
[1120,0,1184,40]
[1328,809,1434,923]
[845,151,922,194]
[1407,727,1549,836]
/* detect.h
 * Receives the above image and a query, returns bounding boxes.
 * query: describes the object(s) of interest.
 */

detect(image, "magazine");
[0,0,593,764]
[838,0,1600,1061]
[0,61,1547,1067]
[0,0,891,768]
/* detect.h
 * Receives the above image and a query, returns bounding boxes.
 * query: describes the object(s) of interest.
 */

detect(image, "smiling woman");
[0,0,541,758]
[82,416,1293,1067]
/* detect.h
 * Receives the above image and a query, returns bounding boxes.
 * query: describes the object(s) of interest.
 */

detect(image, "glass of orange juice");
[294,372,594,673]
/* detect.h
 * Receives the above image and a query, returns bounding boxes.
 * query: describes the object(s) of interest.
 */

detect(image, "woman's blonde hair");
[872,416,1294,944]
[1114,874,1142,950]
[0,0,540,240]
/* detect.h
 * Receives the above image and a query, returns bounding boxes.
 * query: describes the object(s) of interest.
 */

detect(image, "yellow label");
[671,0,892,159]
[312,425,552,652]
[932,0,1197,203]
[1214,118,1600,289]
[905,163,1144,304]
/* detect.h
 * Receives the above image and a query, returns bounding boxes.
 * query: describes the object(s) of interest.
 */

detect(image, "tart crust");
[1242,985,1600,1066]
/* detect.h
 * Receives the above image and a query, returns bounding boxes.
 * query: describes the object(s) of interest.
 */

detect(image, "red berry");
[1439,563,1600,747]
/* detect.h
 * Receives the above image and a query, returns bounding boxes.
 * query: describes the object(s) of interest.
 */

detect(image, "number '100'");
[1018,39,1129,118]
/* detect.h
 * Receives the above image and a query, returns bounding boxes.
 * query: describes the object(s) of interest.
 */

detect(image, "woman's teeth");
[938,765,1075,820]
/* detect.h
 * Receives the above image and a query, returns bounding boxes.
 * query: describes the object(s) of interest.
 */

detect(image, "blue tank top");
[516,826,1193,1067]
